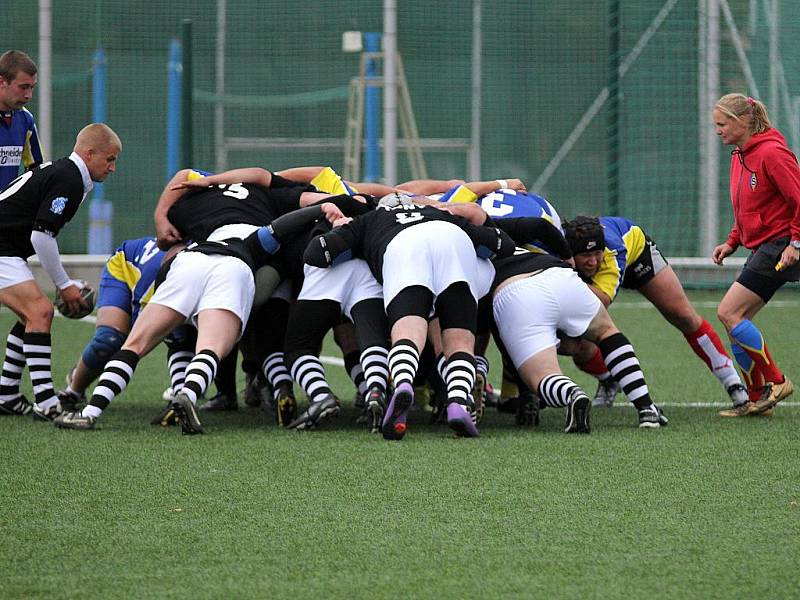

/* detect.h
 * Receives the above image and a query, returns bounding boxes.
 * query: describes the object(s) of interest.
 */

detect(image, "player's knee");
[668,310,701,334]
[81,325,127,370]
[716,305,739,332]
[26,297,54,329]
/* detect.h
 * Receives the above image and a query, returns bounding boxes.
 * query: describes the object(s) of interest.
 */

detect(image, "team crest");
[750,173,757,190]
[50,197,67,215]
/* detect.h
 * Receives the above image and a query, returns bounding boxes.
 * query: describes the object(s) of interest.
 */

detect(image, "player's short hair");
[563,215,605,255]
[715,93,772,135]
[74,123,122,152]
[0,50,38,83]
[378,192,414,209]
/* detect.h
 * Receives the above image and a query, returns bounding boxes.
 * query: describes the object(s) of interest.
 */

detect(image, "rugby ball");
[55,281,96,319]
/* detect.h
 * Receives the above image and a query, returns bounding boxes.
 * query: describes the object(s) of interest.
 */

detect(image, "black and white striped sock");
[598,332,652,410]
[360,345,389,392]
[537,374,580,407]
[167,348,193,394]
[0,322,26,404]
[388,340,419,388]
[290,354,331,403]
[263,352,292,393]
[475,355,490,379]
[24,331,58,410]
[445,351,476,405]
[85,349,140,418]
[344,350,367,397]
[181,349,220,404]
[435,353,447,381]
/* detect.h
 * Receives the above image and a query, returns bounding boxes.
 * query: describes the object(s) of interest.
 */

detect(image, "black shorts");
[737,236,800,302]
[622,238,668,290]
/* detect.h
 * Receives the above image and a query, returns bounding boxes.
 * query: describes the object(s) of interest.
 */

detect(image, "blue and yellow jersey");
[97,237,165,322]
[442,186,562,253]
[442,187,562,228]
[310,166,357,195]
[591,216,648,301]
[0,108,44,189]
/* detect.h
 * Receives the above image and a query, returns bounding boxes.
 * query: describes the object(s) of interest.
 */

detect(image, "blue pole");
[88,46,112,255]
[363,32,381,182]
[166,39,181,181]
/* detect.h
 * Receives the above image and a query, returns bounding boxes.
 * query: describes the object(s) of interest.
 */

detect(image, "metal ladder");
[344,51,427,183]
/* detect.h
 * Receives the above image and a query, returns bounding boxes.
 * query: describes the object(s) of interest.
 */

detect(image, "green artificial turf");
[1,290,798,599]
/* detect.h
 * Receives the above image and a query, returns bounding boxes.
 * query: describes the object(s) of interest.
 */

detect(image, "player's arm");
[302,192,374,217]
[435,200,488,225]
[31,181,90,313]
[397,179,465,195]
[459,219,516,260]
[169,167,272,192]
[245,203,345,261]
[30,231,87,314]
[303,220,362,268]
[463,178,526,196]
[495,216,572,259]
[154,169,201,248]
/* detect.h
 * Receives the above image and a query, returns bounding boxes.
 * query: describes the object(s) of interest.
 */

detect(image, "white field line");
[64,301,798,379]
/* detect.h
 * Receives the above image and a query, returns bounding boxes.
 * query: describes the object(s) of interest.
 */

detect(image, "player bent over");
[55,203,342,433]
[0,123,121,420]
[492,248,668,430]
[564,216,749,412]
[57,236,196,425]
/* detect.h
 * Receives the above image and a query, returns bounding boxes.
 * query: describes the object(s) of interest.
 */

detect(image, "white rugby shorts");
[381,220,490,307]
[299,259,383,319]
[0,257,35,290]
[149,252,255,336]
[493,267,601,368]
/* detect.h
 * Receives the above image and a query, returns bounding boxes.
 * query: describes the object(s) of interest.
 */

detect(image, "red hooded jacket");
[725,128,800,250]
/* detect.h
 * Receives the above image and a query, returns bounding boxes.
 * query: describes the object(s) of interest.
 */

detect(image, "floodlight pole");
[181,19,194,169]
[469,0,482,181]
[699,0,720,257]
[383,0,398,186]
[215,0,227,172]
[607,0,620,216]
[38,0,52,156]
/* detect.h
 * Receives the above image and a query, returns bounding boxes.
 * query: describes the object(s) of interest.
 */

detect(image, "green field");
[1,290,799,599]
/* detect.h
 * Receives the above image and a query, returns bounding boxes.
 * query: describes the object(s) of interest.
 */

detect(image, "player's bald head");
[73,123,122,154]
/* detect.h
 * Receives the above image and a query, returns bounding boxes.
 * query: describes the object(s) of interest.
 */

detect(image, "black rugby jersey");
[0,155,89,258]
[310,204,513,283]
[490,249,571,293]
[167,182,307,242]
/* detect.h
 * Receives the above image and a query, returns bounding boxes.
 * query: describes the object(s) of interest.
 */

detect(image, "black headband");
[568,233,605,255]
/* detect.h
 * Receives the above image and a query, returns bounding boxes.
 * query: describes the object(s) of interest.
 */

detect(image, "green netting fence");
[6,1,800,287]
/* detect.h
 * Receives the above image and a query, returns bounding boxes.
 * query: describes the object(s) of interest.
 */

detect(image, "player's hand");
[169,177,211,191]
[506,178,527,192]
[58,282,89,317]
[320,202,345,224]
[711,243,734,265]
[332,216,352,228]
[155,218,182,250]
[776,244,800,271]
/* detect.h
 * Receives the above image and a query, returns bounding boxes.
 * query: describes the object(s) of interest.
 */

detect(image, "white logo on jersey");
[50,197,67,215]
[0,146,22,166]
[395,212,424,225]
